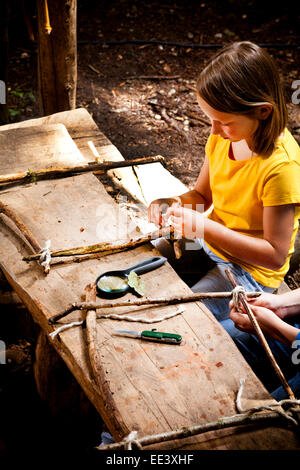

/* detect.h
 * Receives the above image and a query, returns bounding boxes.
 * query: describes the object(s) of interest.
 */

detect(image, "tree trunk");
[0,0,9,124]
[36,0,77,115]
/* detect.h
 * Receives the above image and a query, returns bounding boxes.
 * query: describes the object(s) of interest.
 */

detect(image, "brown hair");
[196,41,287,157]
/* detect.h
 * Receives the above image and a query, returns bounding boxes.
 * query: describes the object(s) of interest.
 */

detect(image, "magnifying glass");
[96,256,167,298]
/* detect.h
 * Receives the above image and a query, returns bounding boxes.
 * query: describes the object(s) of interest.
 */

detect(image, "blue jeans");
[191,240,274,321]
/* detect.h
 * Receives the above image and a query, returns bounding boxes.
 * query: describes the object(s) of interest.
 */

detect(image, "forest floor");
[1,0,300,457]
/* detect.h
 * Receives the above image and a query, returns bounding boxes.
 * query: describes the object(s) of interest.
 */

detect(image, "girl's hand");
[148,197,181,226]
[166,206,204,239]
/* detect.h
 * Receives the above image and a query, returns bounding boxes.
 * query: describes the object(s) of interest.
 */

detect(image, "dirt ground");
[1,0,300,456]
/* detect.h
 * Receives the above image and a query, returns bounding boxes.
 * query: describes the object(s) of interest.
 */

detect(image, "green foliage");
[26,169,37,183]
[8,108,21,118]
[8,86,36,122]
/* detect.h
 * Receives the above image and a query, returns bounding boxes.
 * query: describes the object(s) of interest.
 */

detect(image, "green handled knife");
[114,328,182,344]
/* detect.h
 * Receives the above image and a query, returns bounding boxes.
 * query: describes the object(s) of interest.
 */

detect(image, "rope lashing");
[122,431,142,450]
[39,240,51,274]
[232,285,246,312]
[237,378,299,426]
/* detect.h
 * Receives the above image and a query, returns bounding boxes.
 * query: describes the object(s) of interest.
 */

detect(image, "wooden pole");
[85,284,129,440]
[48,291,261,324]
[0,155,164,186]
[36,0,77,115]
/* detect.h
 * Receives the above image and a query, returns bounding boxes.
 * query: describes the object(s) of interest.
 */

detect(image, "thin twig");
[0,155,164,186]
[225,268,295,400]
[0,201,41,253]
[125,75,180,80]
[23,226,175,261]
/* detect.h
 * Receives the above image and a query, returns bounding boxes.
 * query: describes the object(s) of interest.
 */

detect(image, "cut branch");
[23,226,174,261]
[85,283,129,439]
[0,155,164,186]
[0,201,41,253]
[49,291,261,324]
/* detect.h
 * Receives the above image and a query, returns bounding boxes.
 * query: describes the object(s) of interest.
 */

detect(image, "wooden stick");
[225,268,295,400]
[0,155,164,186]
[48,291,261,324]
[85,283,129,439]
[96,411,288,451]
[23,226,174,261]
[0,201,41,253]
[125,75,180,80]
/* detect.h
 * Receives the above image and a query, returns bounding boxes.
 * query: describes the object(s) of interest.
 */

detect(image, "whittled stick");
[48,290,261,324]
[0,155,164,186]
[23,226,174,261]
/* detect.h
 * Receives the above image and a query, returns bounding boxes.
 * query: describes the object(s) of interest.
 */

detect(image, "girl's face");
[197,95,259,145]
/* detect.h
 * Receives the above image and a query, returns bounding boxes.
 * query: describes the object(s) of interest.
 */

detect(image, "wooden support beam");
[0,0,9,124]
[36,0,77,115]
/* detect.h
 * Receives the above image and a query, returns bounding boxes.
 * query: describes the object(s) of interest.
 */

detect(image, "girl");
[148,41,300,321]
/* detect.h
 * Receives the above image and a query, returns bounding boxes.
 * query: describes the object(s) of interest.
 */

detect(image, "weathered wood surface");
[0,108,187,206]
[0,109,299,450]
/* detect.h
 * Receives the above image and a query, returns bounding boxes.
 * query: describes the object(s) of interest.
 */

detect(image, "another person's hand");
[148,197,181,226]
[166,206,204,239]
[246,292,286,319]
[229,301,299,345]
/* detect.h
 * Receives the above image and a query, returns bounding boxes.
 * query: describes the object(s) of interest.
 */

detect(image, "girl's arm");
[179,156,212,212]
[169,203,295,270]
[203,204,295,270]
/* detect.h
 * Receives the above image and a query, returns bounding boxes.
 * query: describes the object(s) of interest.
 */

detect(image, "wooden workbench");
[0,108,298,450]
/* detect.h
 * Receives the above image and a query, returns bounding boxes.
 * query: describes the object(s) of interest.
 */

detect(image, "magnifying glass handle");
[124,256,167,276]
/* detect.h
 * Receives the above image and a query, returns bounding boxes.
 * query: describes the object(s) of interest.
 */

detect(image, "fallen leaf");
[128,271,146,296]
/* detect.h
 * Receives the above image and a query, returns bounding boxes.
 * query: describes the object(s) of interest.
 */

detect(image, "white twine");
[49,320,84,340]
[49,306,185,339]
[39,239,51,274]
[232,285,246,311]
[123,431,140,450]
[236,378,299,426]
[97,305,185,323]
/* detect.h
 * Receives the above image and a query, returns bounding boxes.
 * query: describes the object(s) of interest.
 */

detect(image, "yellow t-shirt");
[205,128,300,288]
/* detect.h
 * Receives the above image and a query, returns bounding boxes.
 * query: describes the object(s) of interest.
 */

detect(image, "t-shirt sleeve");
[205,133,218,159]
[262,160,300,206]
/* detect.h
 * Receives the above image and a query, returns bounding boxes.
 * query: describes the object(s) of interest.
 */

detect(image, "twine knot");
[123,431,142,450]
[232,285,246,311]
[39,240,51,274]
[237,378,300,426]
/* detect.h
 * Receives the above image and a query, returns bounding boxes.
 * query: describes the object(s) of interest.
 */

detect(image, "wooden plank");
[0,111,298,449]
[0,108,188,205]
[0,124,85,172]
